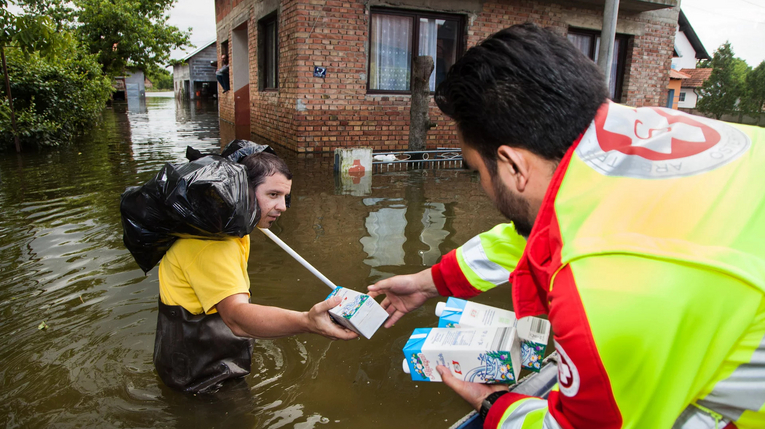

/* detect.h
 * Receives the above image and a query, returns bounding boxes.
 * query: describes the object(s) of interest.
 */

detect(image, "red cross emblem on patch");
[576,102,751,179]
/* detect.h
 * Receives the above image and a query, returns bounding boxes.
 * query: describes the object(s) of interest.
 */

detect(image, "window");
[678,92,686,102]
[259,13,278,90]
[567,28,628,102]
[368,9,464,93]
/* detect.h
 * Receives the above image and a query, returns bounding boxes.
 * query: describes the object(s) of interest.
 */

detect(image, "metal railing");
[372,149,463,172]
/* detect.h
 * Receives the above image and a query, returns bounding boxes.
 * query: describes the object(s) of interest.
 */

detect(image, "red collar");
[511,134,582,317]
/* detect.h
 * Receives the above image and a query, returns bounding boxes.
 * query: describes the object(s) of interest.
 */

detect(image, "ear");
[496,145,530,192]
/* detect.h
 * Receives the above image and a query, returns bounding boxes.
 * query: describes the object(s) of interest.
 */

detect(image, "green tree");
[1,0,64,151]
[697,42,746,120]
[75,0,191,76]
[742,61,765,117]
[16,0,191,76]
[0,36,113,149]
[146,67,173,90]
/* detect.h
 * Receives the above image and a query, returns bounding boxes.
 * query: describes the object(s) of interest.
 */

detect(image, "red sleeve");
[484,393,533,429]
[431,250,482,298]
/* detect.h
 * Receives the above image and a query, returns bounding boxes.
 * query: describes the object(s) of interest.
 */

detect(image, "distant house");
[677,68,713,109]
[113,70,146,101]
[214,0,681,152]
[670,10,710,109]
[173,39,218,100]
[668,69,690,109]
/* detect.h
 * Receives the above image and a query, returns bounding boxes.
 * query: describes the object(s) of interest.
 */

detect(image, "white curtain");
[567,33,591,57]
[418,18,439,91]
[594,37,621,99]
[371,14,412,91]
[568,33,620,100]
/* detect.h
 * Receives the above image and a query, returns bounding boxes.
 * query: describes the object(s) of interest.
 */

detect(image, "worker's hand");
[367,268,439,328]
[437,365,509,411]
[306,296,359,340]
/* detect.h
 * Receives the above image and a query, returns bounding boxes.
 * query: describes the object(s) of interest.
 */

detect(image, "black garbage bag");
[120,140,271,273]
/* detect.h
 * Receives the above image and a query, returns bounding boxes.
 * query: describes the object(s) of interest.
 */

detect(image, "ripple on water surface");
[0,97,509,428]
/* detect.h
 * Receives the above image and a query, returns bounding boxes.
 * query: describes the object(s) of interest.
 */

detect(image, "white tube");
[259,228,337,290]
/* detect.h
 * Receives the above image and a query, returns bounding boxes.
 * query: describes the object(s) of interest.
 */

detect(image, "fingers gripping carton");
[326,287,389,339]
[402,327,521,384]
[435,297,550,372]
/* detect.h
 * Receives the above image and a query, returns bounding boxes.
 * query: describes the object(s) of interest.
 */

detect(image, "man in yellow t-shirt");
[154,152,357,393]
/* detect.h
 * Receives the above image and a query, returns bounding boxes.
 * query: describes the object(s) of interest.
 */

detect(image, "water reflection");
[0,94,509,428]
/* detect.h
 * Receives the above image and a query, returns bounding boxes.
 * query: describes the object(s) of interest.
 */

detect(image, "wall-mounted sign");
[313,66,327,78]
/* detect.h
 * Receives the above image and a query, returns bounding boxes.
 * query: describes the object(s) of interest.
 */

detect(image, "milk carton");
[326,287,389,339]
[435,297,550,372]
[402,327,520,384]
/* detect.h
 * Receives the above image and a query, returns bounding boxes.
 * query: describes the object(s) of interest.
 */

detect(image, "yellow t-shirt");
[158,235,251,315]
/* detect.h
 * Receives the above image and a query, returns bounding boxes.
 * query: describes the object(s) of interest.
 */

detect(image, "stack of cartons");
[401,298,550,384]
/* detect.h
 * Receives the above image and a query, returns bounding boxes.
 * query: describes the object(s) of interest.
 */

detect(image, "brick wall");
[215,0,678,153]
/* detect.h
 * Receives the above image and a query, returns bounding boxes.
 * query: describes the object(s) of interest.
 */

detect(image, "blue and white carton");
[402,327,520,384]
[326,287,388,339]
[435,297,550,372]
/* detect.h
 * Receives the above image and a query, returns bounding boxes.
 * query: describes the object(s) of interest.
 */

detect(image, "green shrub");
[0,39,113,148]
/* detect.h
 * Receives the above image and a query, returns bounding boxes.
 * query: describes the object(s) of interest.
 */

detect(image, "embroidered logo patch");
[555,340,580,397]
[576,103,751,179]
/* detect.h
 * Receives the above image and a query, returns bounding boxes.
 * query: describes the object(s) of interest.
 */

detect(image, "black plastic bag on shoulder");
[120,140,270,273]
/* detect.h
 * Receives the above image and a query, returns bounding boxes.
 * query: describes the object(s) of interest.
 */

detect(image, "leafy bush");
[0,37,113,148]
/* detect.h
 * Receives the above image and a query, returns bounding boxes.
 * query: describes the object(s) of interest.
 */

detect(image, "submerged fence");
[372,149,463,172]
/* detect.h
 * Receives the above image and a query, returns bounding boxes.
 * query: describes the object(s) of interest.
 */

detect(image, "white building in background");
[671,10,711,109]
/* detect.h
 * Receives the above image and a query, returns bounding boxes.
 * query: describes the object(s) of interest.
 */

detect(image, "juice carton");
[435,297,550,372]
[402,327,520,384]
[326,287,389,339]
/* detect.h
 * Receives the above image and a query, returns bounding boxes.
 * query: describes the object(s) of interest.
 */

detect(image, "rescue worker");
[155,152,357,393]
[368,23,765,428]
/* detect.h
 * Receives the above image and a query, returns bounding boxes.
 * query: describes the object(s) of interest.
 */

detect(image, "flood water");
[0,93,514,428]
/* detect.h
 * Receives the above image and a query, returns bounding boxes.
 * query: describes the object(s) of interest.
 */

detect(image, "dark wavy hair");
[239,152,292,190]
[435,23,608,165]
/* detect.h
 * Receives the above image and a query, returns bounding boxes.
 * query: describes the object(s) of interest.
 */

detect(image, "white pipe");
[259,228,337,290]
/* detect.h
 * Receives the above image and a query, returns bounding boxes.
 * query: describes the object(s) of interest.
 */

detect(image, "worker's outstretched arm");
[216,293,358,340]
[368,223,526,328]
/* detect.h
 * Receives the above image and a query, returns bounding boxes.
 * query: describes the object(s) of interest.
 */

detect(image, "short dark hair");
[435,23,608,163]
[239,152,292,190]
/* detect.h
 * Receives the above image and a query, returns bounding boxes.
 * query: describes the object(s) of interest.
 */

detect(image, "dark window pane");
[418,18,459,91]
[264,19,278,89]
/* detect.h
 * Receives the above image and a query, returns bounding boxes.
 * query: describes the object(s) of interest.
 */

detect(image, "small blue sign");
[313,66,327,78]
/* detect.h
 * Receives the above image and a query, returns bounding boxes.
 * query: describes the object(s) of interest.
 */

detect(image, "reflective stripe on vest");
[498,397,564,429]
[697,330,765,423]
[672,405,731,429]
[456,223,525,292]
[461,234,512,286]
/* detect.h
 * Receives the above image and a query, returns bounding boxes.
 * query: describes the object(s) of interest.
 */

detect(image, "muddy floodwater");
[0,93,517,428]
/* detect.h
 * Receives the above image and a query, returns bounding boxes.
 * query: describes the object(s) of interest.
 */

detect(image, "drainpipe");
[1,47,21,153]
[597,0,620,89]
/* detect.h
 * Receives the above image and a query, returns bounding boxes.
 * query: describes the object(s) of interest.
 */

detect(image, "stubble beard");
[491,176,534,239]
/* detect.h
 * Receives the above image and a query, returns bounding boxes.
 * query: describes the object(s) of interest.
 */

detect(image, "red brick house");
[214,0,679,153]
